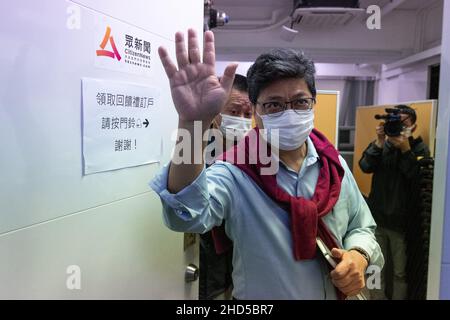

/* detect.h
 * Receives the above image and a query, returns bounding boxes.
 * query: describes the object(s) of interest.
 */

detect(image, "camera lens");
[384,119,404,137]
[375,110,404,137]
[216,11,229,26]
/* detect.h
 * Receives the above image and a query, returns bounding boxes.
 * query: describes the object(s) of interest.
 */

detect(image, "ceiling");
[210,0,444,64]
[213,0,436,29]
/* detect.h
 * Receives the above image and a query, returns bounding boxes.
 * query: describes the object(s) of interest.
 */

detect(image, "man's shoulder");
[413,136,427,147]
[412,136,430,153]
[208,160,249,182]
[412,136,423,145]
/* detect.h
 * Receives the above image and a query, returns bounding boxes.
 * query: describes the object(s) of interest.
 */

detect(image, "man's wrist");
[400,144,411,153]
[349,247,370,266]
[374,139,384,149]
[178,119,212,132]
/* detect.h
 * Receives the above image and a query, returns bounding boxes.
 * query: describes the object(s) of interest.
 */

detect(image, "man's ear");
[250,104,255,128]
[212,114,222,129]
[411,123,417,132]
[252,104,261,128]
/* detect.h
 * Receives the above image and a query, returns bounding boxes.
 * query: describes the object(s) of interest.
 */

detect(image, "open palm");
[159,29,237,122]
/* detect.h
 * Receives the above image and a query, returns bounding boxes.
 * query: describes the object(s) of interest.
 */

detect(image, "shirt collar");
[306,136,319,162]
[278,137,320,172]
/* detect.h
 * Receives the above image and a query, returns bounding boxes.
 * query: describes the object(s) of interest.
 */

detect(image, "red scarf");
[213,127,346,298]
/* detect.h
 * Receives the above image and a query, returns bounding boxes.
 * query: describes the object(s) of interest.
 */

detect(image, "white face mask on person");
[402,124,417,138]
[258,109,314,151]
[219,114,252,141]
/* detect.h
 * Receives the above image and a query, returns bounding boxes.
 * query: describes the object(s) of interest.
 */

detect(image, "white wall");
[375,56,440,105]
[0,0,202,299]
[429,0,450,300]
[372,0,443,104]
[316,80,346,95]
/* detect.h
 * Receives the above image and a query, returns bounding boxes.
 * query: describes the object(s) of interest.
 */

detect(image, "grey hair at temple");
[246,48,317,104]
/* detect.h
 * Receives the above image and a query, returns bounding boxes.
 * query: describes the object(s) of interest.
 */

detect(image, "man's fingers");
[331,248,344,259]
[338,278,365,296]
[158,46,177,79]
[220,63,238,94]
[175,32,189,69]
[203,30,215,67]
[330,249,349,280]
[188,28,201,64]
[341,284,363,297]
[331,260,351,280]
[331,268,351,281]
[332,274,354,288]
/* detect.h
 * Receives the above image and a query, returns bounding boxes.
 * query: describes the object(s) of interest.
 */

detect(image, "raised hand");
[375,122,386,148]
[388,134,411,153]
[158,29,238,123]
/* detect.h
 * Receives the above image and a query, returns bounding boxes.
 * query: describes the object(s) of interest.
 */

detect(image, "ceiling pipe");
[213,16,290,33]
[226,9,285,26]
[380,0,407,17]
[383,45,441,71]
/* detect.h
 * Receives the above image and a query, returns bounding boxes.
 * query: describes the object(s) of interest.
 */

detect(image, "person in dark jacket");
[359,105,430,300]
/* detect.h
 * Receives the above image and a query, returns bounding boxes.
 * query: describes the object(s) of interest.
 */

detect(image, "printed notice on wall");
[82,78,161,175]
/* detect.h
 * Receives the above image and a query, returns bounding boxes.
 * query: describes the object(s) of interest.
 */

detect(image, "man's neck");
[278,142,308,173]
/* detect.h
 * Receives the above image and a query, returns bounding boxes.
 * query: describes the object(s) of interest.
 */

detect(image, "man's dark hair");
[232,74,248,92]
[246,49,316,104]
[396,105,417,124]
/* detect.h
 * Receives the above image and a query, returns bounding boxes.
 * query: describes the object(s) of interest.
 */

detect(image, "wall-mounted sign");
[82,78,161,175]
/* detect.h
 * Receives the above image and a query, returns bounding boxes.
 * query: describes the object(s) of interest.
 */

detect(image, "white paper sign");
[82,78,161,175]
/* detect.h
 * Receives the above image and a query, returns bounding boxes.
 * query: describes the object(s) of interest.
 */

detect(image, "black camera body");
[374,108,405,137]
[204,0,229,31]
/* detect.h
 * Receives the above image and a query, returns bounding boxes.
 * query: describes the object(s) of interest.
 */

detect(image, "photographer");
[359,105,430,300]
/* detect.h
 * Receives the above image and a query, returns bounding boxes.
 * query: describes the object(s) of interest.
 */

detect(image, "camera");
[204,0,229,31]
[374,108,405,137]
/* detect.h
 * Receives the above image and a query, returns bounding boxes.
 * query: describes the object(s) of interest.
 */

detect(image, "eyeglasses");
[257,97,315,117]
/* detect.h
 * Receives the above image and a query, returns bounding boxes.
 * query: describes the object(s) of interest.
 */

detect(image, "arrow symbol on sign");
[143,119,149,128]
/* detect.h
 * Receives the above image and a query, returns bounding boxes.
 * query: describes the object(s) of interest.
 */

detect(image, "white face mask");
[258,109,314,151]
[219,114,252,142]
[402,124,416,138]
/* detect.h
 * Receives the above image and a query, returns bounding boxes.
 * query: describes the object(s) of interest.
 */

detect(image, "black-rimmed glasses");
[257,97,315,117]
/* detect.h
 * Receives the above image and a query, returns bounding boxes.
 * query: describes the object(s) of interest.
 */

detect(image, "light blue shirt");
[149,137,383,300]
